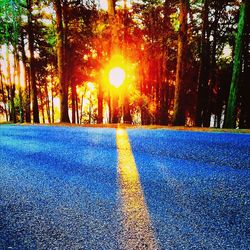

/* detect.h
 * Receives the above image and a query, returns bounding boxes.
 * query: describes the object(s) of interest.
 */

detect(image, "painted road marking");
[116,128,159,250]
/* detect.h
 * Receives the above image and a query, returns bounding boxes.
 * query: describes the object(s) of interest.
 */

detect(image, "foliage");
[0,0,249,128]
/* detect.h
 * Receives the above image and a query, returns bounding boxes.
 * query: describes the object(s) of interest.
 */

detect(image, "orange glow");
[109,67,126,88]
[103,54,136,92]
[0,45,25,88]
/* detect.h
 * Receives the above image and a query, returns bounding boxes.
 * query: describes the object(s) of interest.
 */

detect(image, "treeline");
[0,0,249,128]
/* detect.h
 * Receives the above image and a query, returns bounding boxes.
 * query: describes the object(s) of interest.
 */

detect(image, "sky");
[99,0,133,10]
[99,0,108,10]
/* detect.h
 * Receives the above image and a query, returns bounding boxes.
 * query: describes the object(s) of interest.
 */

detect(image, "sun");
[109,67,126,88]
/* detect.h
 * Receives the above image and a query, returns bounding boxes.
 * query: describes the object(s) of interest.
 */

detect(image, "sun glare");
[109,67,126,88]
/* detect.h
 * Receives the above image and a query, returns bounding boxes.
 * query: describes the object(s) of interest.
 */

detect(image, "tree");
[19,26,31,123]
[0,0,16,123]
[12,0,24,123]
[54,0,70,123]
[26,0,40,123]
[239,3,250,128]
[225,0,247,128]
[195,0,210,127]
[173,0,189,126]
[0,62,9,121]
[107,0,119,123]
[158,0,171,125]
[0,0,246,126]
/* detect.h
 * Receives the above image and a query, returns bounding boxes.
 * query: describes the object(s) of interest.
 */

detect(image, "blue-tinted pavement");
[0,125,249,249]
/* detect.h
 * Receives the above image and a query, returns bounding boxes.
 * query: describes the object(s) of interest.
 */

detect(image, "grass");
[1,122,250,134]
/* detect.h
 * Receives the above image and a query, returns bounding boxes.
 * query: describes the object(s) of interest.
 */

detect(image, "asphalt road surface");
[0,125,250,250]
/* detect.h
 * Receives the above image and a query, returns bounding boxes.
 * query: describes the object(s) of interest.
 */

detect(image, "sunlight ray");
[116,128,159,250]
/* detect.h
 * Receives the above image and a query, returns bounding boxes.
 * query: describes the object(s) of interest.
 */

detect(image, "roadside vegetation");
[0,0,249,129]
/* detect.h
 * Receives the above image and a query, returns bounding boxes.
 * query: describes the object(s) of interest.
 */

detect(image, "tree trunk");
[158,0,170,125]
[159,53,168,125]
[14,49,24,123]
[239,6,250,128]
[173,0,188,126]
[123,95,132,123]
[108,0,119,123]
[108,0,116,15]
[108,91,112,123]
[111,94,119,123]
[139,59,149,125]
[97,83,103,124]
[159,80,168,125]
[204,5,219,127]
[155,56,160,125]
[51,87,55,123]
[76,92,79,124]
[54,0,70,123]
[225,0,247,128]
[80,95,84,123]
[12,0,24,124]
[0,63,9,121]
[10,85,16,123]
[71,81,76,124]
[122,1,132,124]
[41,101,45,123]
[27,0,39,123]
[159,51,169,125]
[6,45,16,123]
[20,30,31,123]
[195,0,210,127]
[44,79,51,123]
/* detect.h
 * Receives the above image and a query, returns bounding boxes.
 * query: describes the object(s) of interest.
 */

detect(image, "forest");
[0,0,249,128]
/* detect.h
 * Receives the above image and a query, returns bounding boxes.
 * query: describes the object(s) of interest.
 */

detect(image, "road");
[0,125,249,249]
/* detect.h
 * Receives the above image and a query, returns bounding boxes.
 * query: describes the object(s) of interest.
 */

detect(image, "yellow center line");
[116,128,159,250]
